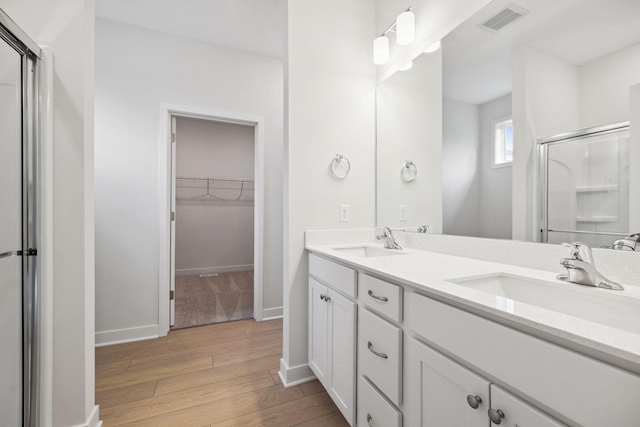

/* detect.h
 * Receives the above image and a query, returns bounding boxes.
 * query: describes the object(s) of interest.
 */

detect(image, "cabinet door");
[489,385,565,427]
[309,278,329,387]
[406,338,490,427]
[328,289,356,425]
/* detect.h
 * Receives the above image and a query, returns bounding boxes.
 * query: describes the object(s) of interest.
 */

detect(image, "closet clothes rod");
[175,176,255,201]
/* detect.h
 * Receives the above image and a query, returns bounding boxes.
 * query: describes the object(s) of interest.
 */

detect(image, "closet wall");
[175,117,254,275]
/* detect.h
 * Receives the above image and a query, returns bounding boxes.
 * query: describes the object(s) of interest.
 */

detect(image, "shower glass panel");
[542,126,630,248]
[0,35,24,427]
[1,8,41,425]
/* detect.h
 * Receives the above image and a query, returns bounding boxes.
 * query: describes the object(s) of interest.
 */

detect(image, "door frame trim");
[158,104,266,335]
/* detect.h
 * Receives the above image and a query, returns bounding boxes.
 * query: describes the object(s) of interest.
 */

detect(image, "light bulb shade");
[399,61,413,71]
[424,40,441,54]
[373,36,389,65]
[396,11,415,45]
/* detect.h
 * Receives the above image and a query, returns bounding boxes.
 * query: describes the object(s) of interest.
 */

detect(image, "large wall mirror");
[376,0,640,250]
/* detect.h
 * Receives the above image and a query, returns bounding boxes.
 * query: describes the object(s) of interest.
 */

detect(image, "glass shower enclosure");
[0,9,42,426]
[539,123,630,248]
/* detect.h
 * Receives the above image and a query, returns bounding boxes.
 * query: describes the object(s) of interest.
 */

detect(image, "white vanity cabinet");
[307,249,640,427]
[406,337,490,426]
[406,337,565,427]
[308,255,357,425]
[489,384,566,427]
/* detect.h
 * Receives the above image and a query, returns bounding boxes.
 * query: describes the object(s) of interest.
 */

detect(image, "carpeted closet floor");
[172,271,254,329]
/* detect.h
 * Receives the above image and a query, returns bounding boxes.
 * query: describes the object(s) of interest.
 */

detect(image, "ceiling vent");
[479,4,529,32]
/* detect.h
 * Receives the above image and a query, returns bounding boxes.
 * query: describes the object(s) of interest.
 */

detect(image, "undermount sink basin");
[449,273,640,334]
[333,246,406,258]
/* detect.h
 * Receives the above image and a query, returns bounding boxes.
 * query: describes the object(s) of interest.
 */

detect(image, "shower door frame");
[537,121,631,244]
[158,104,266,335]
[0,8,42,426]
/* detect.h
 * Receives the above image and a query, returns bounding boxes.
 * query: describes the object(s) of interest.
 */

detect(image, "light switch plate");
[339,204,351,222]
[399,205,407,222]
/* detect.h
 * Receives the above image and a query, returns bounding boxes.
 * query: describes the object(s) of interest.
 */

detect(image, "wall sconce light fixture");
[373,35,390,65]
[396,10,415,45]
[372,6,415,65]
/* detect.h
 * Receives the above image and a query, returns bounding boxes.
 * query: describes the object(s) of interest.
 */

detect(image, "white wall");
[512,47,580,241]
[479,93,512,239]
[0,1,98,426]
[282,0,376,385]
[377,52,442,230]
[579,42,640,128]
[442,98,481,236]
[175,118,254,275]
[95,18,284,342]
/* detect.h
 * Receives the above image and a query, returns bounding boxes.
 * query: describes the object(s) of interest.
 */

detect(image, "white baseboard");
[70,405,101,427]
[279,358,315,387]
[261,306,283,320]
[175,264,253,277]
[95,324,159,347]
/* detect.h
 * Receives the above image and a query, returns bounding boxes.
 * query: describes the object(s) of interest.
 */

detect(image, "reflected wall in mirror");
[376,52,443,230]
[376,0,640,250]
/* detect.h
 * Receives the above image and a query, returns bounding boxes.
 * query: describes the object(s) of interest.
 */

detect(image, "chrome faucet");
[376,227,402,250]
[557,242,624,291]
[612,233,640,251]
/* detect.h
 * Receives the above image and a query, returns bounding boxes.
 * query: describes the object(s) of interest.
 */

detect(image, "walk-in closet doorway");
[158,106,265,334]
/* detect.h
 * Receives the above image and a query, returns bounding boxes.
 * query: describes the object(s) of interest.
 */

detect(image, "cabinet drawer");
[406,291,640,427]
[360,273,402,322]
[358,376,402,427]
[309,253,357,298]
[359,307,402,406]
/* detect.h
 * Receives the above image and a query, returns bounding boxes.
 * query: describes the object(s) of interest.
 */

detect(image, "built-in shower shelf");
[576,216,618,223]
[576,185,618,193]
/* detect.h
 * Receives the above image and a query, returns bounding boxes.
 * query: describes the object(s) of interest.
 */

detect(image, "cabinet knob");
[488,408,505,424]
[366,413,375,427]
[319,294,325,301]
[466,394,482,409]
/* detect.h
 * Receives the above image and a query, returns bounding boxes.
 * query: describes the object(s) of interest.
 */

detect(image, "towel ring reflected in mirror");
[401,160,417,182]
[330,154,351,179]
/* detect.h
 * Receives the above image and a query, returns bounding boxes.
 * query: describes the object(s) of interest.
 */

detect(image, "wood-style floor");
[95,318,349,426]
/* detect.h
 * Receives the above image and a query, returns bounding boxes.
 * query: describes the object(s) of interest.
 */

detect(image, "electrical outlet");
[399,205,407,221]
[339,204,351,222]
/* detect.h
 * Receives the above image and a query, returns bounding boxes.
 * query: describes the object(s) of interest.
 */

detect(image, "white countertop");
[306,242,640,374]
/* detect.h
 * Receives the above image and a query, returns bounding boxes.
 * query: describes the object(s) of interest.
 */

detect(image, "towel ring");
[330,154,351,180]
[401,160,417,182]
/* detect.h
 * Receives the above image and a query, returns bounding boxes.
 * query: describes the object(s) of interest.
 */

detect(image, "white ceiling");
[96,0,286,59]
[443,0,640,105]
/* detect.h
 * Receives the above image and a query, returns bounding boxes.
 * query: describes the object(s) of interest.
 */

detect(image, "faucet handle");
[562,242,583,260]
[563,242,595,263]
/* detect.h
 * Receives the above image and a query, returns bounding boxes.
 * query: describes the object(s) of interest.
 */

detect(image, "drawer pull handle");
[367,341,388,359]
[466,394,482,409]
[488,408,505,424]
[367,413,375,427]
[367,289,388,302]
